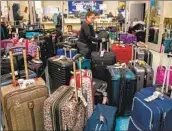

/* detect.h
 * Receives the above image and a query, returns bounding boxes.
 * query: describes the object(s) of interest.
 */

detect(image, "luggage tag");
[18,79,35,89]
[144,91,164,102]
[78,89,87,107]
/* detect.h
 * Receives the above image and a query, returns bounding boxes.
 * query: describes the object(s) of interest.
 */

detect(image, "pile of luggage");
[1,26,172,131]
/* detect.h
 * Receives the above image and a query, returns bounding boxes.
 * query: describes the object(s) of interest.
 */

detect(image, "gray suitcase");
[134,47,145,60]
[129,60,145,92]
[141,63,154,87]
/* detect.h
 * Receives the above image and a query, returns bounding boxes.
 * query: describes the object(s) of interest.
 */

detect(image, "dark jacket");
[78,21,98,58]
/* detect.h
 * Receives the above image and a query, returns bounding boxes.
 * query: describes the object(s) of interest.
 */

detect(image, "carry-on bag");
[91,39,116,81]
[84,104,117,131]
[93,78,108,105]
[128,87,172,131]
[70,57,94,118]
[76,56,91,69]
[107,64,136,115]
[111,44,133,64]
[47,55,73,94]
[1,46,48,131]
[44,54,86,131]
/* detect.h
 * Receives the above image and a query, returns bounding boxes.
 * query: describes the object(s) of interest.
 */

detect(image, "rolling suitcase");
[129,60,145,91]
[143,48,153,66]
[70,58,94,118]
[128,87,172,131]
[84,104,117,131]
[91,40,116,81]
[107,64,136,115]
[44,54,86,131]
[93,78,108,105]
[47,55,73,94]
[111,44,132,64]
[1,46,48,131]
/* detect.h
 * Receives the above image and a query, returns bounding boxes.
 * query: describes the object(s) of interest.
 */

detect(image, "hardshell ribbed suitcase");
[128,87,172,131]
[47,56,73,94]
[129,61,145,92]
[107,66,136,115]
[143,49,153,66]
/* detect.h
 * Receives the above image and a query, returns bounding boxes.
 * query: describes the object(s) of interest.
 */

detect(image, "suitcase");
[111,44,132,64]
[107,65,136,115]
[129,60,145,91]
[134,47,145,60]
[143,49,153,66]
[44,55,86,131]
[93,78,108,105]
[47,55,73,94]
[163,38,172,53]
[91,41,116,81]
[56,47,77,59]
[70,58,94,118]
[125,33,137,44]
[84,104,117,131]
[139,62,154,87]
[128,87,172,131]
[1,47,48,131]
[76,57,91,69]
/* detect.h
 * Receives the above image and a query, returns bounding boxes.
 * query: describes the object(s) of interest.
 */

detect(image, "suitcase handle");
[9,47,29,86]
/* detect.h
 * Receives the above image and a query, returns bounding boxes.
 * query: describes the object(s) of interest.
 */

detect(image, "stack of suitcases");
[1,24,172,131]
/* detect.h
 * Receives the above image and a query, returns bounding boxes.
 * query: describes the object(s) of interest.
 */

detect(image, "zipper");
[28,101,36,131]
[130,116,143,131]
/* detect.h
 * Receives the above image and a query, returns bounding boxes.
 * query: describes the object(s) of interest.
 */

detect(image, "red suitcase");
[111,45,133,64]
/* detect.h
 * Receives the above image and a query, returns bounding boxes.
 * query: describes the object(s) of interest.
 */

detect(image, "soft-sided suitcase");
[47,55,73,94]
[84,104,117,131]
[1,47,48,131]
[128,87,172,131]
[91,41,116,81]
[111,45,132,64]
[70,58,94,119]
[93,78,108,105]
[44,55,86,131]
[107,65,136,116]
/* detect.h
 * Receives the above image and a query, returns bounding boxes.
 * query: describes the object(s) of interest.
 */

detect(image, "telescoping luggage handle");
[9,46,29,86]
[72,54,82,102]
[63,44,73,59]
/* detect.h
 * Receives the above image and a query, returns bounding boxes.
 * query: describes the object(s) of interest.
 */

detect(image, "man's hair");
[85,11,95,19]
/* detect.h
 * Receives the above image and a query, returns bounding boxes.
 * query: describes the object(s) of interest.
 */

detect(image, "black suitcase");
[143,49,153,66]
[47,56,73,94]
[91,41,116,81]
[93,78,108,105]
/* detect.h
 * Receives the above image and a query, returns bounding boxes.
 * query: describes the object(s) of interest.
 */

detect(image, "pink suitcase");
[155,46,172,86]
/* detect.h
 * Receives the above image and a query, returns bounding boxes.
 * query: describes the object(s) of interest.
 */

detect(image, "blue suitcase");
[84,104,117,131]
[128,87,172,131]
[56,48,77,58]
[107,66,136,116]
[164,38,172,53]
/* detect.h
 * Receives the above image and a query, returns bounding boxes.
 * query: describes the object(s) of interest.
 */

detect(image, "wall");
[103,1,119,16]
[163,1,172,18]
